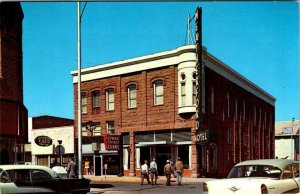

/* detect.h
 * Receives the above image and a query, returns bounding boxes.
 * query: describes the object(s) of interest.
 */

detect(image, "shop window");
[103,155,119,175]
[128,85,137,108]
[181,82,186,106]
[106,89,115,111]
[154,80,164,105]
[106,121,115,135]
[81,92,87,114]
[178,145,189,169]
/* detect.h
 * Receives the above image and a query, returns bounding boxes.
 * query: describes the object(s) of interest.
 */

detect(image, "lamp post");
[86,120,96,136]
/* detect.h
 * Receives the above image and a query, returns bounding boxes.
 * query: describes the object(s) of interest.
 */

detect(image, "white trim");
[71,45,275,106]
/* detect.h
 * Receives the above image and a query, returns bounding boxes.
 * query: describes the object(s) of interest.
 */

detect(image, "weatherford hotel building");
[71,45,275,178]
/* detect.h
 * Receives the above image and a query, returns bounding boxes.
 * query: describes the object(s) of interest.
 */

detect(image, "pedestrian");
[141,160,151,185]
[84,158,90,175]
[164,160,173,186]
[175,157,183,185]
[66,157,77,178]
[149,158,158,185]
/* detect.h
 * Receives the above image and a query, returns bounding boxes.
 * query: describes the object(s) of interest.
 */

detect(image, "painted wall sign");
[34,136,53,147]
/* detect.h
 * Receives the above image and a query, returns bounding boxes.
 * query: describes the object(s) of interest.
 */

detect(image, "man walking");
[164,160,172,186]
[67,157,77,178]
[175,157,183,185]
[149,158,158,185]
[141,160,151,185]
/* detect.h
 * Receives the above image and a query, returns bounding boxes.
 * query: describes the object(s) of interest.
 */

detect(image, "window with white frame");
[106,121,115,135]
[211,86,214,114]
[92,90,100,108]
[192,81,196,105]
[81,92,87,113]
[93,126,101,136]
[106,89,115,111]
[128,85,137,108]
[154,80,163,105]
[181,82,186,106]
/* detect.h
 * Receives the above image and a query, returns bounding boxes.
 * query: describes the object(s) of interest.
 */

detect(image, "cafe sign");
[34,136,52,147]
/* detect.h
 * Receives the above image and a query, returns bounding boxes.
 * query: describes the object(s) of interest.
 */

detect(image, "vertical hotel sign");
[195,7,208,144]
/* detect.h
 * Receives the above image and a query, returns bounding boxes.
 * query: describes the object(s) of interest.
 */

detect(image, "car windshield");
[228,165,282,179]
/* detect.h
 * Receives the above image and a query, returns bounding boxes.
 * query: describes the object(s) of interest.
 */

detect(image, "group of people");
[140,157,184,186]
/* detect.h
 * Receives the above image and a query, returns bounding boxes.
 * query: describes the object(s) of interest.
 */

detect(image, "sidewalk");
[84,175,216,183]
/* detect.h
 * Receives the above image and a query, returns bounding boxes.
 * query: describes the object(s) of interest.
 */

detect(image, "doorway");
[156,146,171,175]
[94,156,102,176]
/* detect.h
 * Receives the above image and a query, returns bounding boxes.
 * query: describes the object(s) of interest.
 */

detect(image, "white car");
[0,164,90,194]
[203,159,299,194]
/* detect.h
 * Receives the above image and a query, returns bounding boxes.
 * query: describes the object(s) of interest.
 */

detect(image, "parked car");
[0,164,91,194]
[52,165,68,178]
[202,159,299,194]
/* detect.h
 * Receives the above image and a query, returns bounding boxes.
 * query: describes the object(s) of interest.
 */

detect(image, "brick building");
[71,45,275,177]
[0,2,28,164]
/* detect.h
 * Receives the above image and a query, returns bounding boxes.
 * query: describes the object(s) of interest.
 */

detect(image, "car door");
[0,169,42,194]
[30,169,58,193]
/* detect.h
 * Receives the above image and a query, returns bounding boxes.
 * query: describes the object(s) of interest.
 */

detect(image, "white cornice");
[71,45,275,106]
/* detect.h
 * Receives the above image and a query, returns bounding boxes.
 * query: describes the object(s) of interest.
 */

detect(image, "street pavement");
[85,175,216,194]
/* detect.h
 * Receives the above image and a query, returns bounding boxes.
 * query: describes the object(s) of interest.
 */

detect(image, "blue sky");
[21,2,299,122]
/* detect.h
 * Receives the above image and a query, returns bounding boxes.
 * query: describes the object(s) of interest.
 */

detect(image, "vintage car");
[203,159,299,194]
[0,164,91,194]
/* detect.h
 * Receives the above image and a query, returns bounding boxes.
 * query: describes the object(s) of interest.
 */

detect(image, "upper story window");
[227,128,231,144]
[106,89,115,111]
[81,92,87,114]
[235,98,238,121]
[128,84,137,108]
[181,82,186,106]
[106,121,115,135]
[254,106,257,126]
[211,86,214,114]
[154,80,164,105]
[227,92,230,118]
[92,90,100,108]
[243,99,246,123]
[192,81,196,105]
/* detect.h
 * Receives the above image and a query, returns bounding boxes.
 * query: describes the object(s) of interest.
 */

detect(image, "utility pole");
[77,1,82,179]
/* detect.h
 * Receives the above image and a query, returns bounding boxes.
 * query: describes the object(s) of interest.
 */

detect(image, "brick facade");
[72,46,275,177]
[0,2,28,164]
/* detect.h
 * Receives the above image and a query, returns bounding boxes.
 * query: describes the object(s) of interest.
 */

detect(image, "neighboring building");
[275,119,299,160]
[25,116,74,167]
[0,2,28,164]
[71,45,275,178]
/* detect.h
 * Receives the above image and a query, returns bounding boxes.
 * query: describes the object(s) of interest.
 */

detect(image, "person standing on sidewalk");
[67,157,77,178]
[175,157,183,185]
[141,160,151,185]
[149,158,158,185]
[84,158,90,175]
[164,160,172,186]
